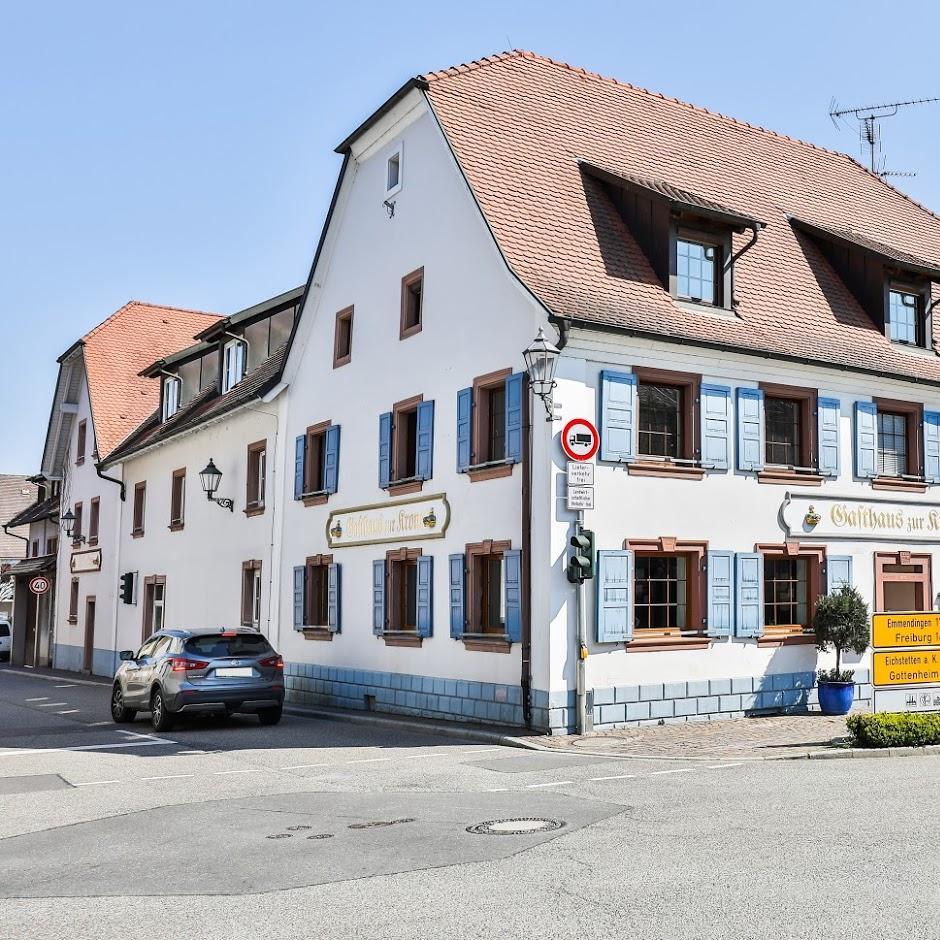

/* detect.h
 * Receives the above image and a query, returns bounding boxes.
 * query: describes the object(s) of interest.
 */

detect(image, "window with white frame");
[386,144,403,197]
[162,376,181,421]
[222,340,246,393]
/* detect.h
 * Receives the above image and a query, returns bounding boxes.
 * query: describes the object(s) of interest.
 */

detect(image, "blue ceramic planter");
[817,681,854,716]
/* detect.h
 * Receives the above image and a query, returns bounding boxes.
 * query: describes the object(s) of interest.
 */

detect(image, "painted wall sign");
[873,612,940,650]
[70,549,102,574]
[874,687,940,714]
[783,493,940,542]
[29,576,50,595]
[561,418,599,461]
[326,494,450,548]
[873,649,940,687]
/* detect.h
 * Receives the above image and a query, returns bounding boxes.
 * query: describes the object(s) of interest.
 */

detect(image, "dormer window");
[162,376,181,421]
[385,144,403,198]
[887,286,926,346]
[222,339,246,393]
[671,227,730,308]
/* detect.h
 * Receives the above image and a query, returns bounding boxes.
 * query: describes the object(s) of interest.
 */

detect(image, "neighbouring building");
[0,474,40,623]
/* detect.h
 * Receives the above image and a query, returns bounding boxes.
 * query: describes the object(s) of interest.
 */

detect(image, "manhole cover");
[466,817,566,836]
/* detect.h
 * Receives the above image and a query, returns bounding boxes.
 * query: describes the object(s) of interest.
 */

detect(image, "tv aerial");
[829,95,940,178]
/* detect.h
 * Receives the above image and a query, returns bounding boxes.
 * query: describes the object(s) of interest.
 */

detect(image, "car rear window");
[0,623,9,637]
[183,633,273,658]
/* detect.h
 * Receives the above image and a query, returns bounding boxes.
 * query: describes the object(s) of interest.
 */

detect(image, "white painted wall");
[543,329,940,696]
[113,401,284,655]
[278,96,548,690]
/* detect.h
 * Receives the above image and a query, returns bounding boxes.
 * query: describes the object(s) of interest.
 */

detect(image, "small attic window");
[887,284,928,347]
[386,144,403,198]
[222,339,247,393]
[161,376,181,421]
[670,223,732,310]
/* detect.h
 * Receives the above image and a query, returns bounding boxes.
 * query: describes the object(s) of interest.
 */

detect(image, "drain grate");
[466,817,566,836]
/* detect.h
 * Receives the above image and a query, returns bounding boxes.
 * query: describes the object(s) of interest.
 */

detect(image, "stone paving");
[535,713,854,761]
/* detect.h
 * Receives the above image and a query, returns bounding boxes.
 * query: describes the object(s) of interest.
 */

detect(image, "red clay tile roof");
[82,302,222,459]
[423,51,940,384]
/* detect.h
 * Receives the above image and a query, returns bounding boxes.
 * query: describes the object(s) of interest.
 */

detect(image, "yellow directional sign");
[873,649,940,687]
[873,612,940,650]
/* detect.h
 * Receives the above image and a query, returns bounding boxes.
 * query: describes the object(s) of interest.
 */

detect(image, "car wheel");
[150,688,175,732]
[258,705,282,726]
[110,684,136,723]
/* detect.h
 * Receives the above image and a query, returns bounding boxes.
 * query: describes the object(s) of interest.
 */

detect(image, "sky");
[3,0,940,471]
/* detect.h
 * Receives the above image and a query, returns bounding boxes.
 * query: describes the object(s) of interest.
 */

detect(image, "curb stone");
[0,666,111,688]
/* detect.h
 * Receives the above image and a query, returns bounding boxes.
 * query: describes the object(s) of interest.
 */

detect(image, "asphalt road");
[1,665,939,939]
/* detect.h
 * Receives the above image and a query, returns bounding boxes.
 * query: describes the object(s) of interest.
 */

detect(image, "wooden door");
[83,597,96,672]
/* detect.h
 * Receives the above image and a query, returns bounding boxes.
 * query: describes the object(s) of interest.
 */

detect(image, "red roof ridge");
[424,49,916,192]
[82,300,221,342]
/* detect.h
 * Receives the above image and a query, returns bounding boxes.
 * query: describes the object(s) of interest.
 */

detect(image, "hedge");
[846,712,940,748]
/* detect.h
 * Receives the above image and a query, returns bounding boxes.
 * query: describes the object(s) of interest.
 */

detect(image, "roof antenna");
[829,95,940,178]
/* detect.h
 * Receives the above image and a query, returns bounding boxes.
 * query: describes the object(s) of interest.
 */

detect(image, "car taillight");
[168,657,209,672]
[259,655,283,670]
[222,630,237,637]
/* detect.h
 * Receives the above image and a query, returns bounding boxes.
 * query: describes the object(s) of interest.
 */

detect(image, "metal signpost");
[561,420,598,734]
[872,611,940,713]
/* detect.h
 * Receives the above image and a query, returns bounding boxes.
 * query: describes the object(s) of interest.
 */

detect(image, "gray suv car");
[111,627,284,731]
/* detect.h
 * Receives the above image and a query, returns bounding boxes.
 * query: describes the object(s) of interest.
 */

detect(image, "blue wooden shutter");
[504,549,522,642]
[292,565,305,631]
[596,550,633,643]
[456,387,472,472]
[323,425,340,494]
[378,412,393,488]
[924,411,940,483]
[372,560,386,635]
[736,387,765,471]
[828,556,853,594]
[735,552,764,638]
[817,397,841,477]
[293,435,306,500]
[599,371,637,463]
[505,372,524,463]
[707,551,734,638]
[449,554,465,638]
[327,562,341,633]
[700,384,731,470]
[854,401,877,479]
[416,555,433,637]
[416,400,434,481]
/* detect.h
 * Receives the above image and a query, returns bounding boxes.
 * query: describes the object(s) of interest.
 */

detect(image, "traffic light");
[119,572,135,605]
[567,528,595,583]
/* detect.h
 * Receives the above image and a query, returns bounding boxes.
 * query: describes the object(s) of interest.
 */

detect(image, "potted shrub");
[812,584,870,716]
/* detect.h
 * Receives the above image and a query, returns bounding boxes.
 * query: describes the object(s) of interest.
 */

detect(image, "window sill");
[302,628,333,642]
[380,632,423,648]
[244,504,265,517]
[71,540,83,549]
[467,462,514,482]
[131,530,144,539]
[387,480,423,497]
[75,458,84,467]
[872,477,928,493]
[302,493,329,507]
[168,522,184,532]
[67,616,77,625]
[757,470,824,487]
[87,537,98,547]
[333,355,351,369]
[626,633,710,652]
[627,462,705,481]
[462,635,512,653]
[399,323,422,340]
[757,631,815,648]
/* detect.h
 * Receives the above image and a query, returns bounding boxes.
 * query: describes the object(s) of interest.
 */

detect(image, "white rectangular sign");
[567,461,594,486]
[783,494,940,541]
[326,494,450,548]
[874,686,940,714]
[566,486,595,511]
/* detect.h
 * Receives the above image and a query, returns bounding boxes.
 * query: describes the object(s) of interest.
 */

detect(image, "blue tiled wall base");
[546,669,874,734]
[285,663,527,727]
[53,644,119,679]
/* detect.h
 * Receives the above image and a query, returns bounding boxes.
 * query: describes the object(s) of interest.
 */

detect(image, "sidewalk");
[535,713,855,761]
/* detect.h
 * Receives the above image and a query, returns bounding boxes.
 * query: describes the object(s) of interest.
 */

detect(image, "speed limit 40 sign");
[29,575,51,596]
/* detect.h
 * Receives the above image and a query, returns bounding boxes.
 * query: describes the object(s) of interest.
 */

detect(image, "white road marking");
[347,757,392,764]
[590,773,638,781]
[140,774,194,781]
[212,769,262,775]
[279,763,329,771]
[649,768,694,776]
[54,684,77,689]
[24,697,48,702]
[38,702,68,707]
[56,710,80,715]
[707,763,744,770]
[0,739,176,757]
[484,787,509,792]
[526,780,574,788]
[86,721,113,727]
[73,780,119,787]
